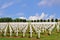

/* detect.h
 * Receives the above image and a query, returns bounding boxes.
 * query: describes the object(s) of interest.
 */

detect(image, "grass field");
[0,26,60,40]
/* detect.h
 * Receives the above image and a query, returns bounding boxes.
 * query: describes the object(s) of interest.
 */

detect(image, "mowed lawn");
[0,26,60,40]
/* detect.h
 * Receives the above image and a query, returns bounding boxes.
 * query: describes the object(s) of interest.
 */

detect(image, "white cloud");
[29,13,39,20]
[49,14,55,19]
[29,16,38,20]
[39,12,47,19]
[17,12,27,19]
[19,17,26,19]
[17,12,56,20]
[0,2,14,9]
[38,0,48,6]
[29,12,47,20]
[38,0,60,7]
[46,14,56,20]
[18,12,56,20]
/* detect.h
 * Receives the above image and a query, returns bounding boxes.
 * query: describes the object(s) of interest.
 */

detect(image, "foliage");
[0,17,59,22]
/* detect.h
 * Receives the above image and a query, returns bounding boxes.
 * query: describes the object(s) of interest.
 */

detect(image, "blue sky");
[0,0,60,20]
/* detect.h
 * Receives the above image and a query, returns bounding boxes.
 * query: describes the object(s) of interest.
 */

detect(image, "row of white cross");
[0,22,60,38]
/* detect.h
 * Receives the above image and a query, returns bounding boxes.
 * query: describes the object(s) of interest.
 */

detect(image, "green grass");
[0,26,60,40]
[0,31,60,40]
[0,30,60,40]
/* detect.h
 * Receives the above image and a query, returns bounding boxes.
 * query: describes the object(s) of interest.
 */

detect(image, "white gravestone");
[4,26,7,36]
[29,25,33,37]
[9,26,12,36]
[37,30,41,39]
[22,30,26,37]
[56,24,59,32]
[16,27,18,36]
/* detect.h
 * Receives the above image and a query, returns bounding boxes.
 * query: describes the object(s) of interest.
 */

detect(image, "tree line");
[0,17,59,22]
[0,17,26,22]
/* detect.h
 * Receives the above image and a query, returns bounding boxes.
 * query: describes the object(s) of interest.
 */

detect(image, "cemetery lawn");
[0,27,60,40]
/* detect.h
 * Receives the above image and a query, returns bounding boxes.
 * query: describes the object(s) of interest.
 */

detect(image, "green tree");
[43,20,46,22]
[34,20,36,22]
[51,19,54,22]
[37,20,39,22]
[47,19,50,22]
[55,19,58,22]
[40,19,43,22]
[0,17,12,22]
